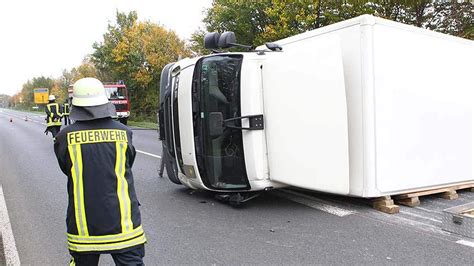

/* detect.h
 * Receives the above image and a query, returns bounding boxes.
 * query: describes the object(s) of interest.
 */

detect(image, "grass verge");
[128,120,158,129]
[11,107,44,115]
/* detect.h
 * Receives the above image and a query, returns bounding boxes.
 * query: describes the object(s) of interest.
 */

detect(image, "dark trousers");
[46,126,61,138]
[64,115,71,126]
[70,244,145,266]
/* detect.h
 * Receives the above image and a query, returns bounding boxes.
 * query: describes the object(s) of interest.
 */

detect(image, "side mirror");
[204,32,221,49]
[218,32,236,48]
[265,42,283,51]
[208,112,224,137]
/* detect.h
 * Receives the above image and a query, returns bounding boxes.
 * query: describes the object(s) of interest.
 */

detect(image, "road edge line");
[273,189,357,217]
[136,149,162,159]
[0,185,21,265]
[456,239,474,248]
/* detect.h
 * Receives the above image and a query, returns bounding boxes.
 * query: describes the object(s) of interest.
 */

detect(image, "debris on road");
[442,202,474,238]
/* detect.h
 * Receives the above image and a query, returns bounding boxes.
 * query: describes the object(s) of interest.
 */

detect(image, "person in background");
[62,98,71,125]
[44,95,62,138]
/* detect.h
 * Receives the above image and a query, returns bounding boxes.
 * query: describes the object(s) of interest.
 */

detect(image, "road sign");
[33,88,49,104]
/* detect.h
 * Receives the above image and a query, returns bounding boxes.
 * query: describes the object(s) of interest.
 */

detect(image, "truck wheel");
[119,118,128,125]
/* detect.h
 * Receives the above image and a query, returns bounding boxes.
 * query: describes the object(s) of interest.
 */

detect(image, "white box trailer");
[160,15,474,199]
[261,15,474,197]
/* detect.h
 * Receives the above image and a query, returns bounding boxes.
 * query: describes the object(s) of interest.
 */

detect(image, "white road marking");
[136,149,162,159]
[456,239,474,248]
[274,189,357,217]
[1,110,49,126]
[414,206,443,214]
[0,186,21,265]
[399,210,442,223]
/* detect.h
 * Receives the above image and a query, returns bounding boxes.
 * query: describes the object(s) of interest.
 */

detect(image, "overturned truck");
[158,15,474,203]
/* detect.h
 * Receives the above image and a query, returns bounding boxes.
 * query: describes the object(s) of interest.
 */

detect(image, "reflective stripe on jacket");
[45,103,62,127]
[54,118,146,253]
[63,103,71,115]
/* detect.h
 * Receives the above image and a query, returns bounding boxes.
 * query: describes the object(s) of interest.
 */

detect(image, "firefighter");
[63,99,71,125]
[44,95,63,138]
[54,78,146,265]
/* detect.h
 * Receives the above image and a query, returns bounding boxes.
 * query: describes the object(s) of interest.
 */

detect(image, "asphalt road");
[0,108,473,265]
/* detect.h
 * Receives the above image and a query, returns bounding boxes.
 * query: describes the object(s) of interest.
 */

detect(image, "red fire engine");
[68,81,131,125]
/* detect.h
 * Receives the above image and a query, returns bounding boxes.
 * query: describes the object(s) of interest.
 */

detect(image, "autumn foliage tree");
[92,11,190,120]
[11,11,190,121]
[10,76,56,108]
[10,60,101,109]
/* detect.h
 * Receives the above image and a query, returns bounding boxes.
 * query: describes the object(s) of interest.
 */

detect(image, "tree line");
[10,1,473,121]
[0,94,10,108]
[10,11,189,121]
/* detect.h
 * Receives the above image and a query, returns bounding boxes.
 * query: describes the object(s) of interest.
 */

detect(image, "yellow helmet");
[72,78,108,107]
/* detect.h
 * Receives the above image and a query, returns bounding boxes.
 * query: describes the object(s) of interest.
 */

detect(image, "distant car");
[32,106,39,110]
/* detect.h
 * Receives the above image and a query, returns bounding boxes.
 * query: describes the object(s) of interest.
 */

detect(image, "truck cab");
[104,82,130,125]
[159,39,350,195]
[159,54,279,192]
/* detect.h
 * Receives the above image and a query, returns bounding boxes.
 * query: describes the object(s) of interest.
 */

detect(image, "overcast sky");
[0,0,212,96]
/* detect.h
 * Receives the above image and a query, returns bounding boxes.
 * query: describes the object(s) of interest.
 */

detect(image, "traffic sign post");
[33,88,49,104]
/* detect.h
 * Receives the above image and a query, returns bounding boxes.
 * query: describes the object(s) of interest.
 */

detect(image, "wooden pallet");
[372,183,474,213]
[372,196,400,214]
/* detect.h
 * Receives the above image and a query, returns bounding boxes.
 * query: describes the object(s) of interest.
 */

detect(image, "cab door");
[262,35,350,194]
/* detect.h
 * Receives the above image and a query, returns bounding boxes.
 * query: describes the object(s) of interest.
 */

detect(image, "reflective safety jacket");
[45,103,62,127]
[63,103,71,116]
[54,118,146,253]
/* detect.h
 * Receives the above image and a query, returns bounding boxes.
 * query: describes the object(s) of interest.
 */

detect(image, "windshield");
[105,87,127,99]
[192,55,249,190]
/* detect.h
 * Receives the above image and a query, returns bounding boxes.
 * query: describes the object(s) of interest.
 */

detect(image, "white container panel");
[263,34,350,194]
[371,23,474,193]
[328,26,366,196]
[270,15,474,197]
[276,23,367,196]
